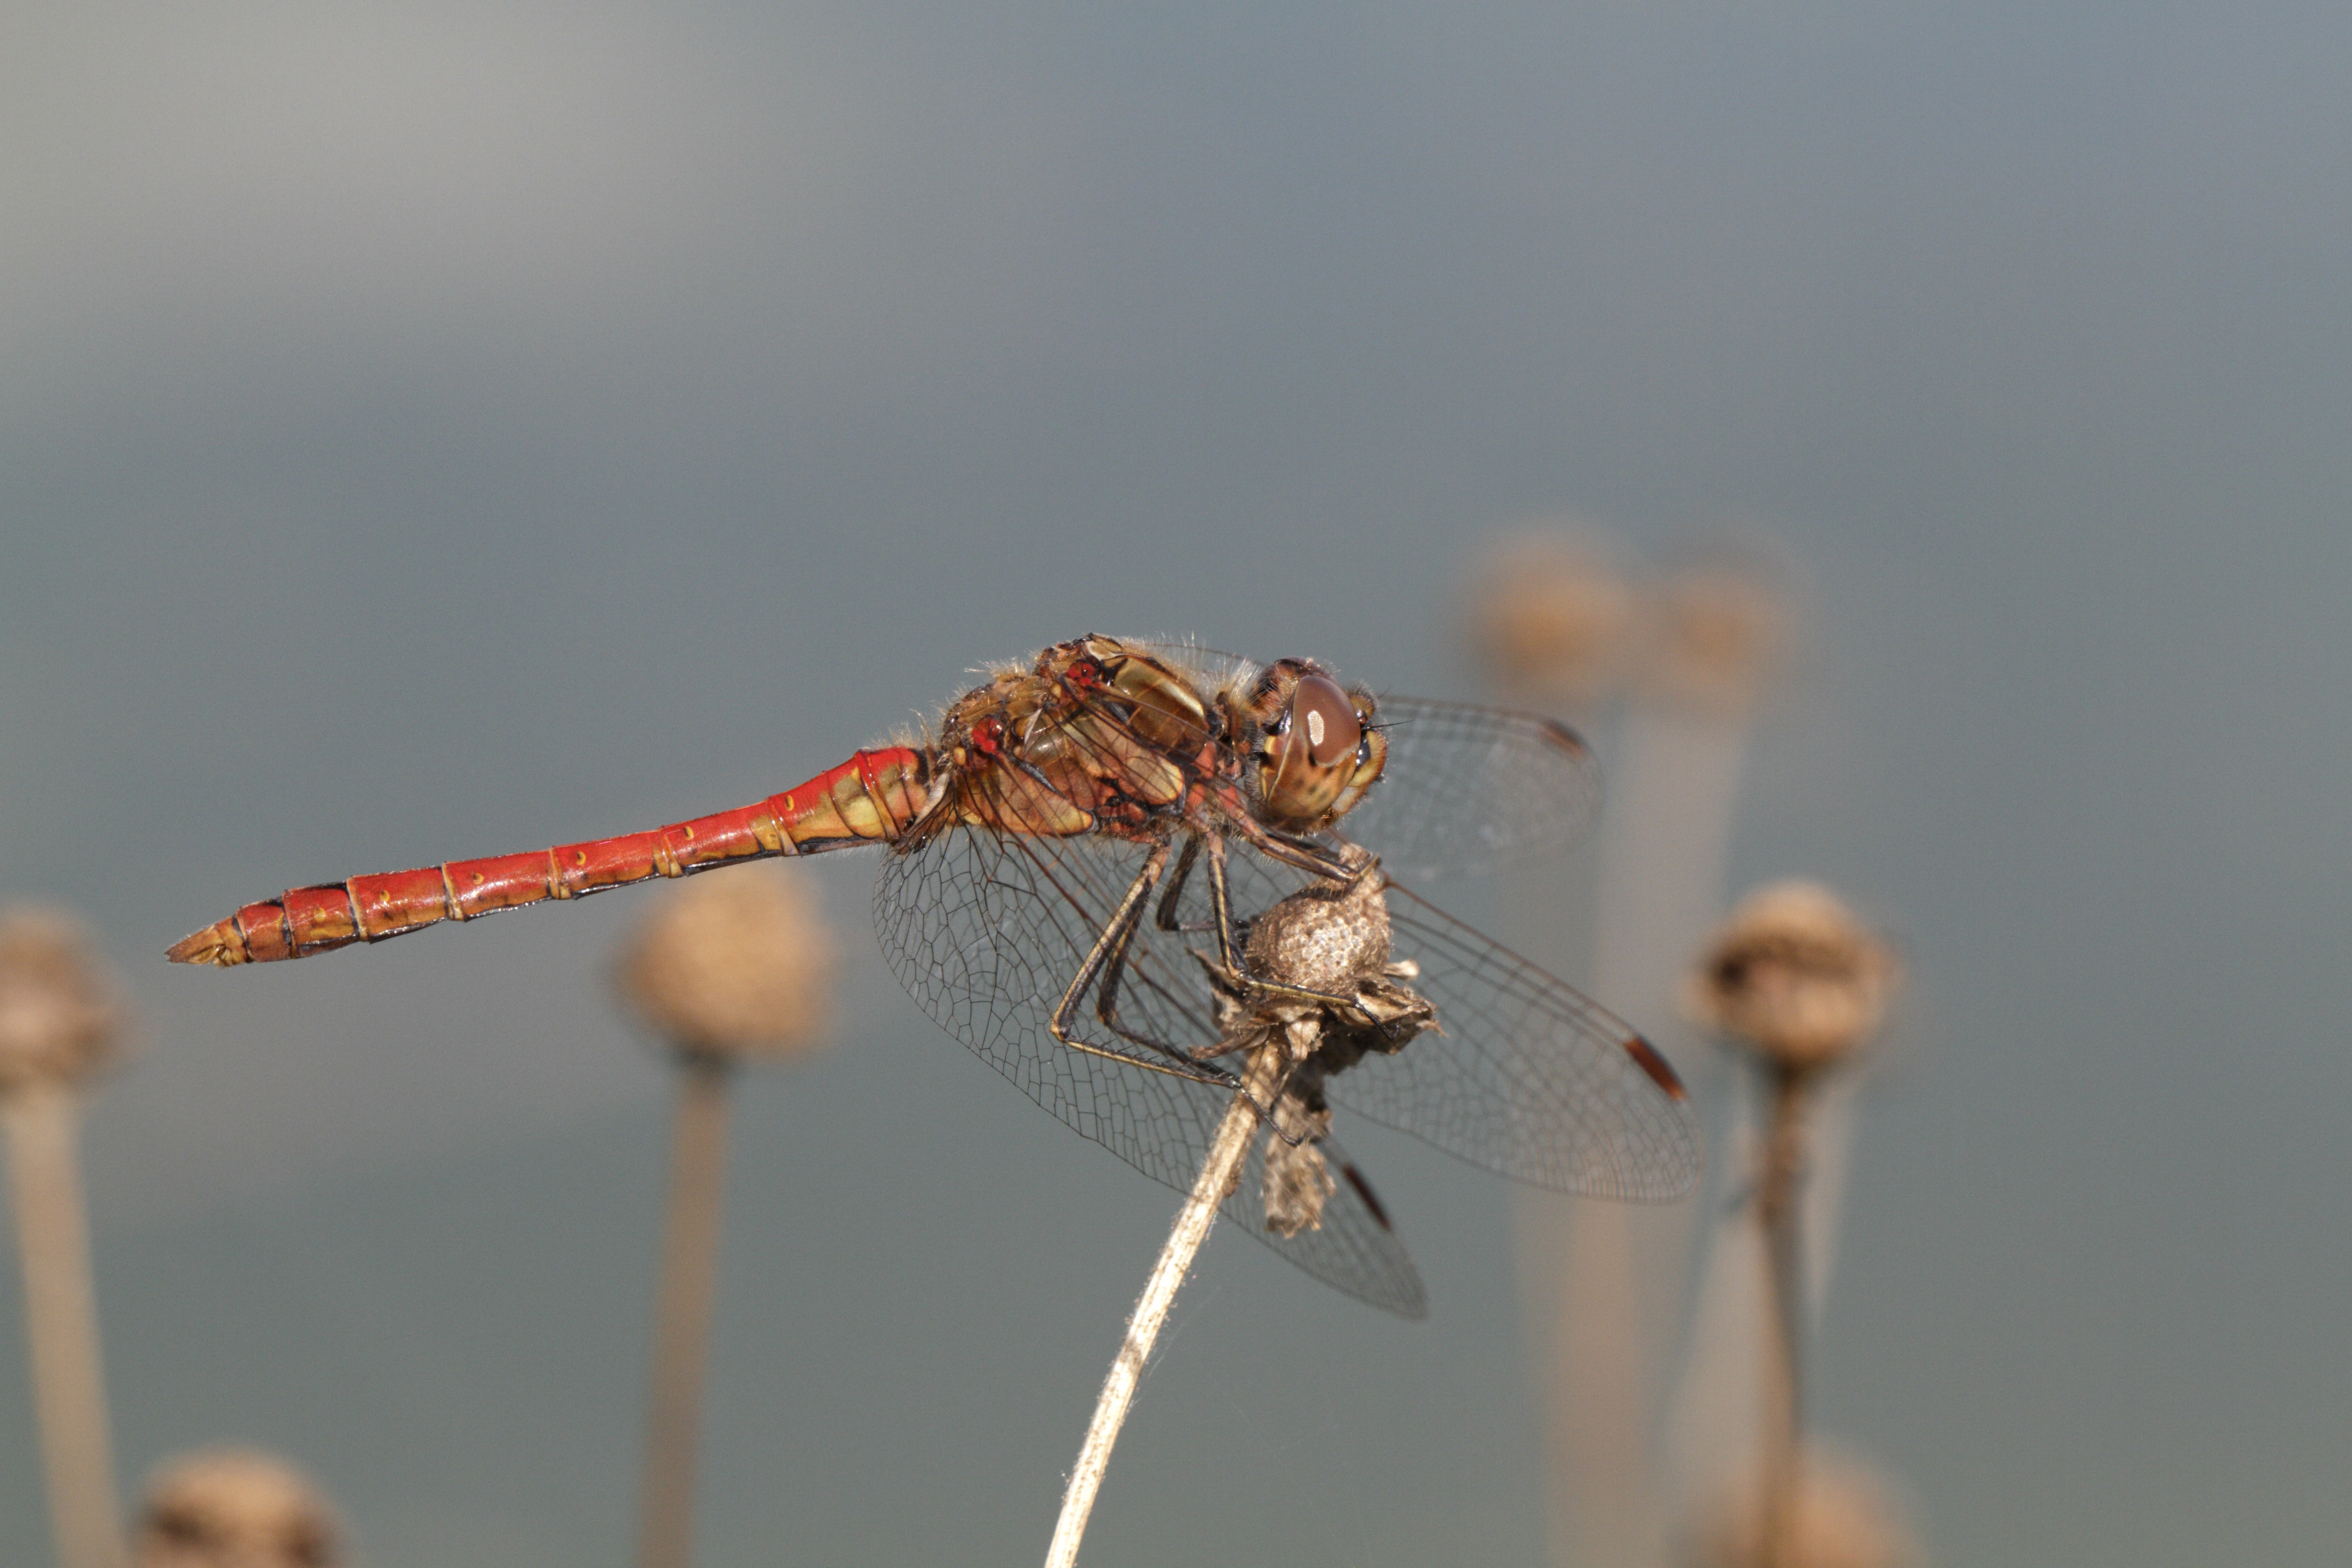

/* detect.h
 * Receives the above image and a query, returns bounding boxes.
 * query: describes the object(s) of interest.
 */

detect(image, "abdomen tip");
[166,921,249,967]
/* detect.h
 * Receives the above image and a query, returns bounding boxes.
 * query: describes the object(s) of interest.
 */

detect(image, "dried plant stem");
[1043,1046,1277,1568]
[1753,1065,1811,1568]
[636,1052,736,1568]
[1544,707,1751,1568]
[4,1085,125,1568]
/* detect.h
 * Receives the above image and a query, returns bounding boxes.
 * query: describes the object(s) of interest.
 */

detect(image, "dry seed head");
[135,1448,342,1568]
[1638,550,1796,718]
[1686,882,1898,1073]
[614,864,838,1063]
[1687,1448,1923,1568]
[1262,1130,1337,1238]
[0,906,123,1096]
[1242,858,1396,998]
[1192,853,1436,1238]
[1464,528,1638,704]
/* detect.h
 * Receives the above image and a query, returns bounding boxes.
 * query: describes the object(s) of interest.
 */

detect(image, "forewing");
[1341,698,1603,879]
[1324,881,1703,1200]
[871,818,1425,1316]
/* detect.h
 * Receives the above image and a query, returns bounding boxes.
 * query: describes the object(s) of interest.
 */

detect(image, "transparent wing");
[1344,883,1700,1199]
[1206,854,1703,1202]
[871,817,1426,1318]
[1340,697,1603,880]
[1103,642,1598,879]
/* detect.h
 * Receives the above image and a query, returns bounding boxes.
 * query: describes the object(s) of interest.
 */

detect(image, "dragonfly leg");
[1205,834,1242,972]
[1260,826,1362,881]
[1152,834,1201,932]
[1055,1028,1238,1088]
[1145,829,1249,954]
[1093,834,1246,1070]
[1092,872,1188,1059]
[1224,809,1357,886]
[1237,976,1357,1009]
[1046,840,1235,1090]
[1041,832,1317,1107]
[1184,973,1353,1072]
[1049,839,1170,1048]
[1205,834,1360,1001]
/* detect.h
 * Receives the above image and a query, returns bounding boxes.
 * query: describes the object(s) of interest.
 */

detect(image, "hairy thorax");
[932,637,1229,841]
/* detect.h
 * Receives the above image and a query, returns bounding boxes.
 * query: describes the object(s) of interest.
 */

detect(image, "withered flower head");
[1213,850,1439,1072]
[1260,1104,1338,1239]
[614,864,838,1064]
[0,906,123,1096]
[1464,528,1638,704]
[1196,852,1439,1236]
[1686,882,1897,1073]
[1240,853,1396,1001]
[1689,1447,1922,1568]
[1639,550,1796,718]
[135,1448,341,1568]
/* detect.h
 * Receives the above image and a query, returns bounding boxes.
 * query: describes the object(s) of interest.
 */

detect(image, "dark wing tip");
[1341,1161,1395,1231]
[1534,715,1595,760]
[1338,1162,1429,1319]
[1622,1032,1689,1102]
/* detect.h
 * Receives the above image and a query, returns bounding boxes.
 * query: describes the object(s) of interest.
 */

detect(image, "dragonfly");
[170,634,1700,1315]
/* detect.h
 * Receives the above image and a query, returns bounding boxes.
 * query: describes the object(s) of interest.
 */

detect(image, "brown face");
[1249,663,1386,832]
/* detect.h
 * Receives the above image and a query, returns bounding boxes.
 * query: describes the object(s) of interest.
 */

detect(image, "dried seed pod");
[1464,528,1638,705]
[1686,882,1897,1073]
[613,864,838,1063]
[1640,550,1796,719]
[1194,851,1439,1237]
[134,1449,341,1568]
[1241,862,1396,1000]
[1262,1131,1337,1239]
[0,907,123,1097]
[1688,1447,1922,1568]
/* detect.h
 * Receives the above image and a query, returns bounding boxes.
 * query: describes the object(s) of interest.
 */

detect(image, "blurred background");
[4,2,2349,1564]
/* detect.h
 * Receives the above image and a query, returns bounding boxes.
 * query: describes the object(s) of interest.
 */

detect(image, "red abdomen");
[168,748,931,966]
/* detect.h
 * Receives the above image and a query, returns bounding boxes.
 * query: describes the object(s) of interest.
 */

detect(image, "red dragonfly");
[171,635,1698,1315]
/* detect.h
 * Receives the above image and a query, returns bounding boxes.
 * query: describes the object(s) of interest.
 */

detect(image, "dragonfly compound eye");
[1291,675,1361,767]
[1257,671,1373,830]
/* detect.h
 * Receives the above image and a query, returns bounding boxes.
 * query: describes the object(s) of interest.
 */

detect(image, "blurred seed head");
[1638,547,1797,719]
[1463,527,1638,705]
[1686,882,1898,1073]
[0,906,123,1097]
[134,1448,341,1568]
[614,864,838,1064]
[1687,1448,1923,1568]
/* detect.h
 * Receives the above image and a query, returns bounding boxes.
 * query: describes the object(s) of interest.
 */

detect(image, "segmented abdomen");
[168,747,931,966]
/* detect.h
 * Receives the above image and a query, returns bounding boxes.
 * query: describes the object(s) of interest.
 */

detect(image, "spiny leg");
[1193,975,1358,1039]
[1152,835,1201,933]
[1043,840,1235,1085]
[1094,833,1280,1071]
[1145,828,1241,984]
[1199,835,1312,1123]
[1204,833,1242,971]
[1049,840,1171,1049]
[1091,850,1197,1063]
[1221,809,1367,889]
[1262,826,1362,879]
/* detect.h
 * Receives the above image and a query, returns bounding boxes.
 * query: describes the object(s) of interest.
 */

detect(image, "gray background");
[4,3,2348,1564]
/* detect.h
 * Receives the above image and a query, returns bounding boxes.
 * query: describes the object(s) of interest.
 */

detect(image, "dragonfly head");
[1245,661,1386,832]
